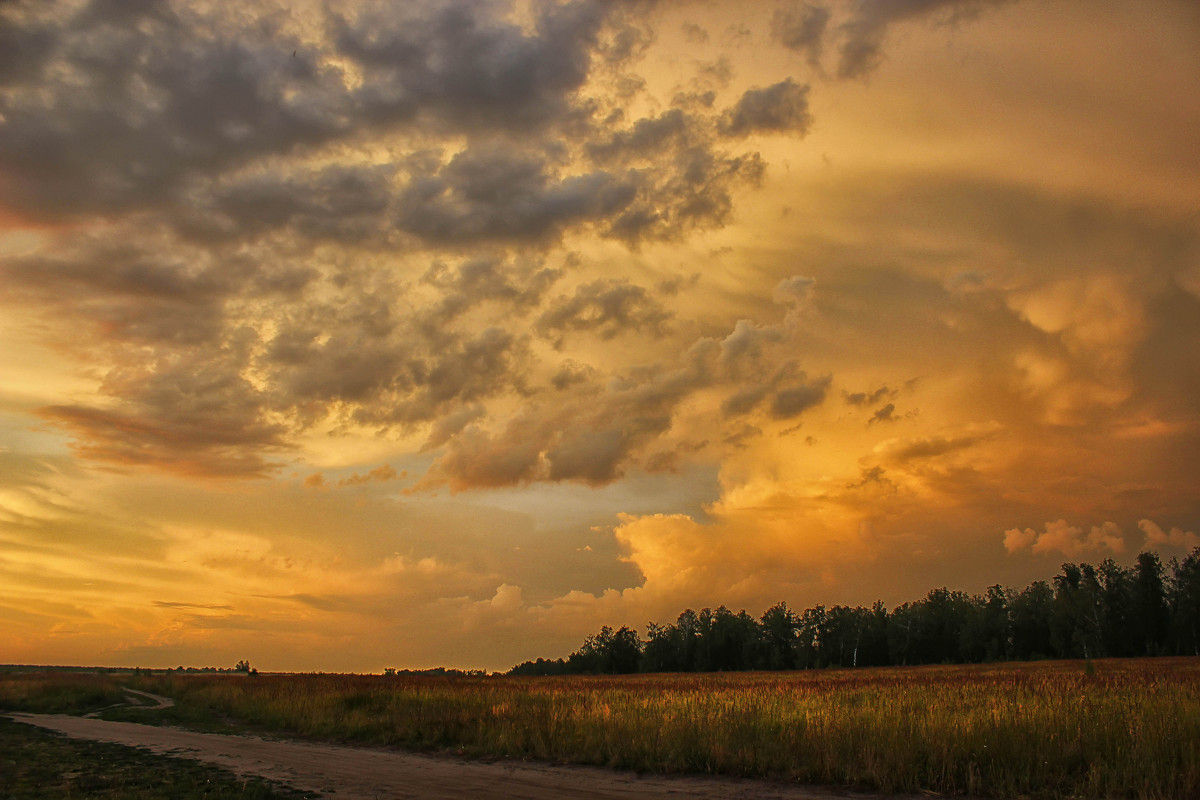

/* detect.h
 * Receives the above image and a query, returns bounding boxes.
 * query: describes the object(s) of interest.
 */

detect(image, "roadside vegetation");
[0,673,316,800]
[102,658,1200,799]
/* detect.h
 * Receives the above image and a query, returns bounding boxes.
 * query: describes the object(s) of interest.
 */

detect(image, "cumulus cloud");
[1139,519,1200,550]
[1003,519,1126,557]
[773,275,816,305]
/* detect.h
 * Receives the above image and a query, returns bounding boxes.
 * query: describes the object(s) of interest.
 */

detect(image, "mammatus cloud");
[1003,519,1125,557]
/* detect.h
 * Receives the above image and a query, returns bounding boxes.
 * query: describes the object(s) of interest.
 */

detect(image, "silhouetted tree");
[508,549,1197,675]
[1097,559,1135,657]
[1051,563,1103,658]
[961,585,1009,662]
[1009,580,1054,659]
[1169,548,1200,655]
[759,602,799,670]
[1131,551,1169,656]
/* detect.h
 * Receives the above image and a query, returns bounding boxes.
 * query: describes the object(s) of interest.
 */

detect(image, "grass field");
[3,658,1198,799]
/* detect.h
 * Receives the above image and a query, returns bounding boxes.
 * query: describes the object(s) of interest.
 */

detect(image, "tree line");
[509,548,1200,675]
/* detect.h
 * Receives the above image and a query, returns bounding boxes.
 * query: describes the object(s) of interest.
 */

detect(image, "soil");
[8,712,885,800]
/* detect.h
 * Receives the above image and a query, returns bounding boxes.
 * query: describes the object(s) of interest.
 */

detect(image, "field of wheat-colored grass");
[4,658,1197,799]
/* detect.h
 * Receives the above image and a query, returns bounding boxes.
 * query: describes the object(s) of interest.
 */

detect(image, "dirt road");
[9,712,864,800]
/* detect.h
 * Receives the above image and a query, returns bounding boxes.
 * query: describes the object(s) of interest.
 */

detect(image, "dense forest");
[509,549,1200,675]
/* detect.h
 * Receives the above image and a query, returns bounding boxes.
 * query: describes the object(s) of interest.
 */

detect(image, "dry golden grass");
[7,659,1198,799]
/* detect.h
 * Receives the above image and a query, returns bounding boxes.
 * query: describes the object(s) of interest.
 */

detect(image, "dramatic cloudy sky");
[2,0,1198,671]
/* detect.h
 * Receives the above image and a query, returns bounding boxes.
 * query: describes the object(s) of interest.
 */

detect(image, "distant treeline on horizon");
[509,548,1200,676]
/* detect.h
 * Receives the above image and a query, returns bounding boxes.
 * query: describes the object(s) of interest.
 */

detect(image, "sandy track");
[9,712,869,800]
[121,688,175,709]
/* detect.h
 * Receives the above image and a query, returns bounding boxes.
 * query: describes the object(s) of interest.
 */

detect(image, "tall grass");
[112,658,1200,799]
[0,671,126,714]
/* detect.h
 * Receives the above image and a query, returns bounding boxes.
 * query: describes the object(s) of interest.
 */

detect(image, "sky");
[1,0,1198,673]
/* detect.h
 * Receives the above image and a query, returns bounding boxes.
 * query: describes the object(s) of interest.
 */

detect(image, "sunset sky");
[1,0,1198,672]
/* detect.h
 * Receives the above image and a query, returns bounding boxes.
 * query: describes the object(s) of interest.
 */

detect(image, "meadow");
[3,658,1198,799]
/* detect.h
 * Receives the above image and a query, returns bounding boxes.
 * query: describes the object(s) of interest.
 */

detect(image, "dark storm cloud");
[877,428,1001,465]
[2,235,262,348]
[0,0,799,249]
[38,354,289,479]
[4,230,537,474]
[423,256,563,319]
[536,279,672,347]
[0,0,629,219]
[0,1,835,481]
[720,351,830,421]
[771,3,831,67]
[868,402,897,424]
[423,307,838,490]
[844,385,896,407]
[0,2,346,217]
[587,109,692,162]
[770,372,832,419]
[184,164,398,244]
[719,79,813,137]
[394,144,638,244]
[420,339,721,490]
[331,0,607,130]
[719,320,786,370]
[261,282,530,430]
[1131,284,1200,419]
[836,0,1018,79]
[0,2,57,83]
[770,0,1017,79]
[586,104,772,244]
[721,385,772,417]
